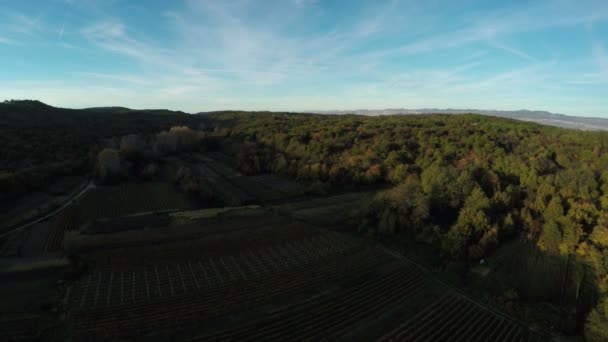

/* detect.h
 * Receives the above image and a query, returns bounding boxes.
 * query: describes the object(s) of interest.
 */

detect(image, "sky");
[1,0,608,116]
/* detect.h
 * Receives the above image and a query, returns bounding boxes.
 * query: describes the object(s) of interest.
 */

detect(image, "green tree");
[559,218,583,255]
[539,221,562,253]
[543,195,564,222]
[453,187,491,237]
[584,299,608,342]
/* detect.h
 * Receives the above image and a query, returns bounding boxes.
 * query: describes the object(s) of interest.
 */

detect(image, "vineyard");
[197,163,255,205]
[197,152,304,203]
[65,213,549,341]
[377,293,547,342]
[43,182,192,252]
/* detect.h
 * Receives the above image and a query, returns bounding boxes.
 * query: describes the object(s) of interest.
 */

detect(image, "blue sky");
[1,0,608,116]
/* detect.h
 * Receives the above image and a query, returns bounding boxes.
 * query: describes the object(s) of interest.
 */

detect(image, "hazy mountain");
[313,108,608,131]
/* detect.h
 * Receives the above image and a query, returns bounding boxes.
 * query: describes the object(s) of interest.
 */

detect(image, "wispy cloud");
[387,61,482,90]
[0,36,14,44]
[8,13,43,34]
[2,0,608,115]
[365,0,608,60]
[293,0,316,8]
[595,42,608,71]
[487,40,536,61]
[567,42,608,85]
[76,72,151,86]
[0,9,67,44]
[83,21,125,40]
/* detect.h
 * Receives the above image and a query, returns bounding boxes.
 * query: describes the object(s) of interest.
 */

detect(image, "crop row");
[43,205,83,252]
[70,232,362,308]
[200,154,302,202]
[69,247,394,340]
[198,163,255,205]
[195,153,241,178]
[80,223,347,271]
[377,293,546,342]
[193,264,427,341]
[43,183,190,252]
[78,183,191,219]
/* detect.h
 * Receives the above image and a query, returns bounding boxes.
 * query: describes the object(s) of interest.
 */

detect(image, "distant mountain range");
[3,100,607,131]
[313,109,608,131]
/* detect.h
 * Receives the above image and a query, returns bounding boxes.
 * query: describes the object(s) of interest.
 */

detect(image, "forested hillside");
[206,112,608,339]
[0,100,208,202]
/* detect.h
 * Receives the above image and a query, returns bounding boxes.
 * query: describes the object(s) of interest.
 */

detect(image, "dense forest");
[1,102,607,340]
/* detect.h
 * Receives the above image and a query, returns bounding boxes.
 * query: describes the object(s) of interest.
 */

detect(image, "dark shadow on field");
[478,241,599,334]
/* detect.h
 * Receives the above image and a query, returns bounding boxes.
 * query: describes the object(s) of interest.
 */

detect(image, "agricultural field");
[273,191,373,226]
[63,209,548,341]
[42,182,192,252]
[196,152,305,203]
[197,163,255,205]
[0,161,553,341]
[0,271,68,341]
[0,177,87,235]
